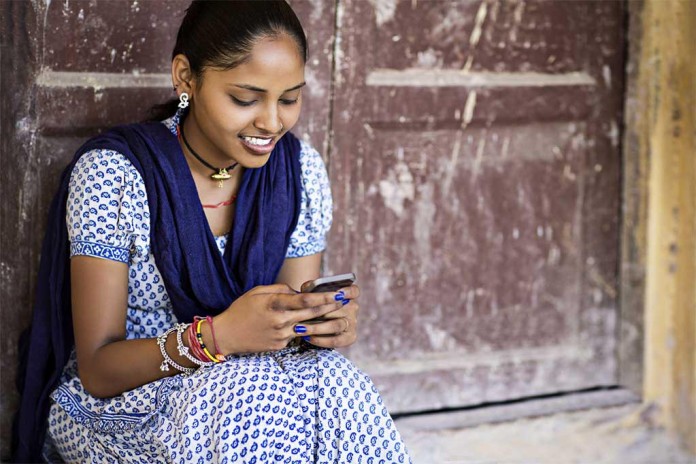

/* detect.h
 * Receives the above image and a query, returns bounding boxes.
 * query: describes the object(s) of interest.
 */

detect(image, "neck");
[179,116,244,186]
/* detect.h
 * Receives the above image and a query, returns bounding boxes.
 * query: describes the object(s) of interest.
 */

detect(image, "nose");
[253,103,283,135]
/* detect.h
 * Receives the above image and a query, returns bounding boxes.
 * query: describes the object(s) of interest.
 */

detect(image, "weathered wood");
[329,0,625,413]
[395,388,639,432]
[619,0,648,399]
[1,1,42,459]
[639,0,696,454]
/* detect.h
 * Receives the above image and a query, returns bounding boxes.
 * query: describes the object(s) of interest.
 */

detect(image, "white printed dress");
[45,119,412,463]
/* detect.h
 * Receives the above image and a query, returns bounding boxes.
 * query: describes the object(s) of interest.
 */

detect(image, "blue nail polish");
[341,298,350,306]
[334,291,345,301]
[294,325,307,334]
[302,336,311,342]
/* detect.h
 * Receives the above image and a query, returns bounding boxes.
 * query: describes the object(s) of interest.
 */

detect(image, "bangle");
[157,327,196,375]
[195,318,220,363]
[175,323,212,367]
[206,316,226,362]
[187,323,211,363]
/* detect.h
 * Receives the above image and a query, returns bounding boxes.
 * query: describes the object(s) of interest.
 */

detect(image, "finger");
[291,298,359,325]
[285,303,345,329]
[304,329,357,349]
[270,290,347,311]
[299,317,350,337]
[338,284,360,300]
[249,283,297,296]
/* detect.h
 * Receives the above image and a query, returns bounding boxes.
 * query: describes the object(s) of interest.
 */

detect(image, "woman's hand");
[301,284,361,349]
[212,283,353,354]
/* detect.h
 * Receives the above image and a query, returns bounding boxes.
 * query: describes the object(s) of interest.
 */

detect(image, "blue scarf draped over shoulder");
[12,121,302,462]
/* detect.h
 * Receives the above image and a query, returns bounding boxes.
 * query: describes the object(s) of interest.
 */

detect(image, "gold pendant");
[211,168,231,188]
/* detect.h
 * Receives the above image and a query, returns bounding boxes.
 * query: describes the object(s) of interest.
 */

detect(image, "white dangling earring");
[178,92,190,109]
[173,92,190,126]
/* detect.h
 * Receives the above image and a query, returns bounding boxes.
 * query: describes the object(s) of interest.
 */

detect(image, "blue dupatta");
[12,121,303,462]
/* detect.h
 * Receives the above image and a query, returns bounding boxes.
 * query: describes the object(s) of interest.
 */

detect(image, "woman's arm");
[71,255,192,398]
[72,252,348,398]
[274,252,322,291]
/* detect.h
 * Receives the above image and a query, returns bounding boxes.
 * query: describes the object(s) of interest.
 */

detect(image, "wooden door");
[327,0,625,413]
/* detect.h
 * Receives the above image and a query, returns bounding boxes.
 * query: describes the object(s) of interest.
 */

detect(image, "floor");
[397,404,695,464]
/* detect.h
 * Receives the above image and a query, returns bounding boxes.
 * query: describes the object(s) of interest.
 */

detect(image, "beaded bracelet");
[186,323,211,363]
[156,327,196,375]
[205,315,227,362]
[195,318,220,363]
[175,323,213,367]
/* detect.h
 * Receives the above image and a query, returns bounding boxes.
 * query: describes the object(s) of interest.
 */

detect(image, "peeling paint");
[509,0,526,42]
[378,149,414,217]
[366,0,398,27]
[462,90,478,129]
[602,64,612,89]
[366,70,597,87]
[469,1,488,47]
[413,183,434,285]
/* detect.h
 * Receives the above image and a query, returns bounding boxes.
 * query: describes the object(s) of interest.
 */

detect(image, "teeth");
[242,136,272,146]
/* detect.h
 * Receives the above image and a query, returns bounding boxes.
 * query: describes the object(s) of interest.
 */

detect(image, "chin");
[236,152,273,169]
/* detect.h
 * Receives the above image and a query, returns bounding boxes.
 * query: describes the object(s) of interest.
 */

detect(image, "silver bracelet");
[175,323,213,367]
[156,327,196,375]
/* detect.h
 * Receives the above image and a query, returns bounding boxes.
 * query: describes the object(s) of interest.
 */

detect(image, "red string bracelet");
[186,321,210,363]
[206,316,226,362]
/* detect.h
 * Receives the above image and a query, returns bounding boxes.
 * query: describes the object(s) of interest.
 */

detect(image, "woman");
[12,1,411,462]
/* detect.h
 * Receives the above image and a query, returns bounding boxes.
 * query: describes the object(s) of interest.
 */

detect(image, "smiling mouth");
[238,134,276,155]
[239,135,273,147]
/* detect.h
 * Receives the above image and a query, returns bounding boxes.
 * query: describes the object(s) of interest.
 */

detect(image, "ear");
[172,54,195,96]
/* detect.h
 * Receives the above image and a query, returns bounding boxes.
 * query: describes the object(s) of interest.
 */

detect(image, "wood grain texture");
[639,0,696,454]
[328,0,625,413]
[619,0,647,397]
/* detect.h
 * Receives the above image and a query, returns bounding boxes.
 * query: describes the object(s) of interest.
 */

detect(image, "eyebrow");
[233,82,306,93]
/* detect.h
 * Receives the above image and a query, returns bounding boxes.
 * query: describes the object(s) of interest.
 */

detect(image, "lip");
[238,135,276,155]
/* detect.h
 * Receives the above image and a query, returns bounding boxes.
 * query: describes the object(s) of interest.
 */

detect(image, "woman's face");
[186,33,306,169]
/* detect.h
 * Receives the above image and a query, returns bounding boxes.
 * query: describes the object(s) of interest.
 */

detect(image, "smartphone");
[300,273,356,325]
[301,272,356,293]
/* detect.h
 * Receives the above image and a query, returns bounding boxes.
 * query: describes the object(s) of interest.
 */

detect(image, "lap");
[48,346,410,463]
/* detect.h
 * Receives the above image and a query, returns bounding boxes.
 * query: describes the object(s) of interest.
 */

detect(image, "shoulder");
[298,139,323,164]
[70,148,144,195]
[297,139,329,185]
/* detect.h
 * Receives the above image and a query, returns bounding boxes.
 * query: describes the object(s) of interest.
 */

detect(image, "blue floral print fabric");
[45,120,411,463]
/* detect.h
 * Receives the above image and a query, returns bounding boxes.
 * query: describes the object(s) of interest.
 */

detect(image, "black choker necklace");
[177,123,238,188]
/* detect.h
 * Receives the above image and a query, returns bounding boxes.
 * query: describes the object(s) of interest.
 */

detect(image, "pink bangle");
[206,316,226,362]
[186,321,209,363]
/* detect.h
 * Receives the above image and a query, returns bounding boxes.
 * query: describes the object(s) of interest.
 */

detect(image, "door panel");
[328,0,624,412]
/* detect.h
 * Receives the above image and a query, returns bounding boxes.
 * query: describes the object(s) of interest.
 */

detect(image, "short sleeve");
[286,141,334,258]
[66,149,148,264]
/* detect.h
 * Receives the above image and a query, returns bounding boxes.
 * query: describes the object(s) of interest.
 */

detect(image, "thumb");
[248,283,297,296]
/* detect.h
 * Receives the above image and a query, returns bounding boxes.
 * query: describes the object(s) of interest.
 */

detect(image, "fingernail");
[294,325,307,334]
[302,336,311,342]
[334,291,345,301]
[341,298,350,306]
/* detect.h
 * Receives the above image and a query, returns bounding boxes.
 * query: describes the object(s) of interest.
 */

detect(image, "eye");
[280,98,299,106]
[231,96,255,107]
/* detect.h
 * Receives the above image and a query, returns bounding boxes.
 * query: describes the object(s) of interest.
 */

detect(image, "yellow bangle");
[196,319,220,363]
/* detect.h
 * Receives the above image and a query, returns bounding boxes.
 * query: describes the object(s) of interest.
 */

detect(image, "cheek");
[281,103,303,128]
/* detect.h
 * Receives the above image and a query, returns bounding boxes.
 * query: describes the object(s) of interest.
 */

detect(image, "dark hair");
[148,0,307,121]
